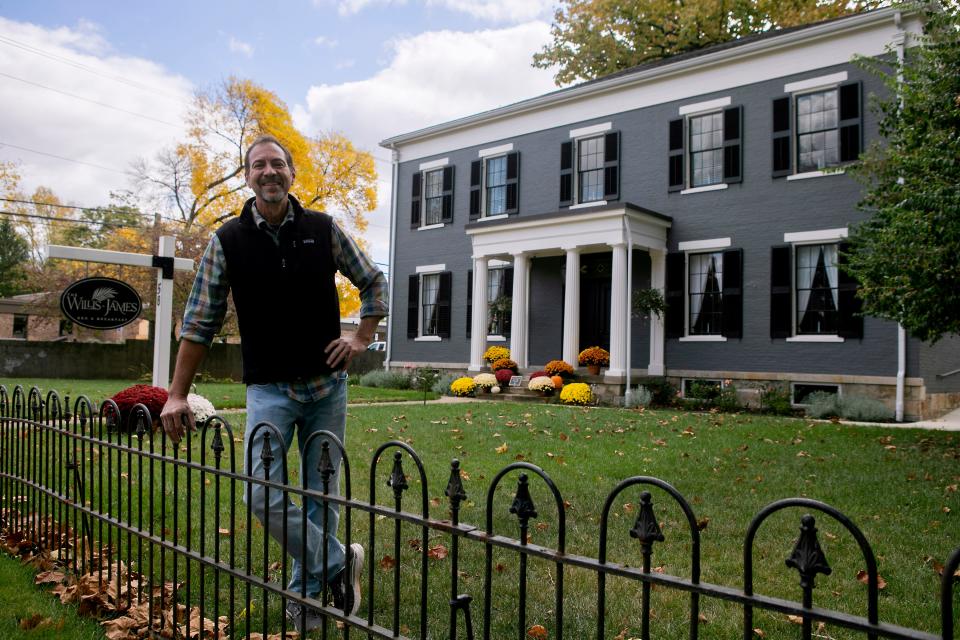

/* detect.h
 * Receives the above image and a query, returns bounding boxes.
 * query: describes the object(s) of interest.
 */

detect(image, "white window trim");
[414,335,442,342]
[478,143,513,158]
[418,222,444,231]
[681,183,728,196]
[486,335,507,342]
[418,157,449,171]
[569,199,607,210]
[784,228,848,243]
[784,71,848,94]
[416,270,444,340]
[478,214,508,222]
[488,258,511,267]
[479,152,511,218]
[679,335,727,342]
[678,237,731,252]
[569,122,611,139]
[678,96,731,116]
[786,169,846,181]
[786,335,845,343]
[416,263,446,274]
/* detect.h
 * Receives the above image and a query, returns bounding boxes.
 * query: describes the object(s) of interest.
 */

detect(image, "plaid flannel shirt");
[181,202,388,401]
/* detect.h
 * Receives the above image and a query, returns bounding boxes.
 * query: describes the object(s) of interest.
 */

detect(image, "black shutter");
[665,252,685,338]
[505,151,519,214]
[772,97,792,177]
[668,119,684,191]
[839,81,862,163]
[770,245,792,338]
[437,271,452,338]
[559,141,573,206]
[469,160,482,220]
[603,131,620,201]
[466,270,472,338]
[441,165,454,223]
[410,171,421,227]
[407,274,419,338]
[721,248,743,339]
[837,242,863,339]
[502,267,514,336]
[723,106,743,184]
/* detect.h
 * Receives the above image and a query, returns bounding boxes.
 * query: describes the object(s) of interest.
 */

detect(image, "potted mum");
[578,346,610,376]
[544,360,575,378]
[482,346,511,366]
[560,382,593,406]
[450,377,477,397]
[473,373,498,393]
[528,376,556,397]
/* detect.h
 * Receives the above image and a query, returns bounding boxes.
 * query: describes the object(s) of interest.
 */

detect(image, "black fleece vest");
[216,196,341,384]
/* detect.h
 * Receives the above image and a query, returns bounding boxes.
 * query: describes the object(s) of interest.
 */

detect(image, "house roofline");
[380,6,906,149]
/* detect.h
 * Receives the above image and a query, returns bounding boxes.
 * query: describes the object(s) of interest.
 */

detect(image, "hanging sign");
[60,277,142,330]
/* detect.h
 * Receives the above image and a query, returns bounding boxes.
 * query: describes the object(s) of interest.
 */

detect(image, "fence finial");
[786,514,832,589]
[630,491,665,547]
[509,473,538,524]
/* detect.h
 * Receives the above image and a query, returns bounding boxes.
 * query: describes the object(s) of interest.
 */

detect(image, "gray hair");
[244,134,295,172]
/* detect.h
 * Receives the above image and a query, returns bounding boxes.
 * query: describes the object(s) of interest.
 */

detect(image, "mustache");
[259,177,283,185]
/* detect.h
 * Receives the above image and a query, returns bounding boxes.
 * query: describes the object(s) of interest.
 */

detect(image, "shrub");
[483,346,510,363]
[837,395,894,422]
[544,360,575,377]
[110,384,168,431]
[411,367,440,394]
[560,382,592,405]
[805,391,841,419]
[187,393,216,423]
[359,369,412,389]
[687,380,721,402]
[578,346,610,366]
[638,378,677,407]
[433,373,460,395]
[528,370,548,380]
[491,358,518,372]
[759,384,793,416]
[450,377,477,397]
[495,369,514,385]
[715,382,740,412]
[473,373,497,389]
[528,376,555,392]
[632,385,653,407]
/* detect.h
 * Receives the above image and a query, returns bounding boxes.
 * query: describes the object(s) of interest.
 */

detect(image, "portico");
[465,203,672,381]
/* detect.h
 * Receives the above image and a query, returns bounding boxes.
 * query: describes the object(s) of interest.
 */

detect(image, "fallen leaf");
[527,624,548,638]
[428,544,449,560]
[495,443,509,454]
[218,527,230,535]
[753,628,766,637]
[379,555,396,570]
[697,517,710,531]
[856,569,887,589]
[787,615,804,625]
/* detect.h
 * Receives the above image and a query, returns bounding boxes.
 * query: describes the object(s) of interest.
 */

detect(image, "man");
[160,134,387,631]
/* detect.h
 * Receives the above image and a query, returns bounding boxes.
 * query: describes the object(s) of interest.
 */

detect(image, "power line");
[0,140,133,176]
[0,198,187,227]
[0,208,149,229]
[0,71,182,128]
[0,34,189,105]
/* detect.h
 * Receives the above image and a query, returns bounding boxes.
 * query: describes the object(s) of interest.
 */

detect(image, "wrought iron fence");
[0,384,957,639]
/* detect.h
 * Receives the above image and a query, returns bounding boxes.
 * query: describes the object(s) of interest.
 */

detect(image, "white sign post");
[47,236,195,389]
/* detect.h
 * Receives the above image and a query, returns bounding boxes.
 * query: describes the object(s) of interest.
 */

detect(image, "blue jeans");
[243,377,347,597]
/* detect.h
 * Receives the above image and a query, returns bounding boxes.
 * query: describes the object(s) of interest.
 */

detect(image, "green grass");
[3,401,958,639]
[0,553,105,639]
[0,378,438,411]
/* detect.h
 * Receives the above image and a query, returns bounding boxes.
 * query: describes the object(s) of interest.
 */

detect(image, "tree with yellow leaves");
[136,77,377,317]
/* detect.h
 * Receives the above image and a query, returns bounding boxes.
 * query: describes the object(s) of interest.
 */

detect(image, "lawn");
[0,378,438,411]
[2,401,958,639]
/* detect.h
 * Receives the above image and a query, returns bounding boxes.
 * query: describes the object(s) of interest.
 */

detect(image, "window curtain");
[422,275,439,333]
[796,246,818,317]
[689,254,722,331]
[823,244,838,307]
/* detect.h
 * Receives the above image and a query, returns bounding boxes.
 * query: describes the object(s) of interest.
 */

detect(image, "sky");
[0,0,562,270]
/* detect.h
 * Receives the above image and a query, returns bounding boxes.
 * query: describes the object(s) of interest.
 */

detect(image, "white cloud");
[292,21,556,265]
[0,17,193,209]
[335,58,355,69]
[313,35,339,47]
[427,0,554,23]
[228,36,254,57]
[336,0,407,17]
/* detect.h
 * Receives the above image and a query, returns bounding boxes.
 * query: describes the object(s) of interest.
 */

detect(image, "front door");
[579,253,611,350]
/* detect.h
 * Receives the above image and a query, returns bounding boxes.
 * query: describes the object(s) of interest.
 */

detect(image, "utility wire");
[0,208,150,229]
[0,140,134,176]
[0,71,182,128]
[0,199,187,227]
[0,34,189,105]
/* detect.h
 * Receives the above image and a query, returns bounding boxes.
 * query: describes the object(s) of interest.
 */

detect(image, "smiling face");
[244,141,295,206]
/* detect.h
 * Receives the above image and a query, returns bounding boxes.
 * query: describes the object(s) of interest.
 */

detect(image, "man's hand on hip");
[325,335,368,370]
[160,394,195,444]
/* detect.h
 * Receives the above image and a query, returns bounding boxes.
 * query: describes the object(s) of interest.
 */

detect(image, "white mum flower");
[187,393,216,423]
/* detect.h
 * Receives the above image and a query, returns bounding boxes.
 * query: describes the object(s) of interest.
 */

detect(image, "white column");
[562,247,581,366]
[152,235,175,388]
[648,249,666,376]
[606,242,628,380]
[469,256,489,371]
[510,252,530,369]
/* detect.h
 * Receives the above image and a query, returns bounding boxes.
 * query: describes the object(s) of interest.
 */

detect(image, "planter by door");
[587,364,601,375]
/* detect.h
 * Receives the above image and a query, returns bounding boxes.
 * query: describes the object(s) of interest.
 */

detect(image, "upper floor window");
[665,243,742,341]
[559,129,619,207]
[772,76,861,178]
[469,150,519,220]
[668,104,742,192]
[410,164,454,228]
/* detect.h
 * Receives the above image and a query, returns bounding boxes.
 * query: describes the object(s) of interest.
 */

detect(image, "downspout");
[385,145,399,371]
[894,12,906,421]
[624,216,634,407]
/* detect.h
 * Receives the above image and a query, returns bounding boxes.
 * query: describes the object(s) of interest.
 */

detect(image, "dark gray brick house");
[379,7,960,420]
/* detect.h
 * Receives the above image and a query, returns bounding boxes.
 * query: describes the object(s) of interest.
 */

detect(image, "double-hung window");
[668,99,742,192]
[469,147,520,220]
[772,72,862,178]
[410,162,454,228]
[465,265,514,338]
[665,241,742,340]
[407,267,452,339]
[559,124,620,207]
[770,229,862,340]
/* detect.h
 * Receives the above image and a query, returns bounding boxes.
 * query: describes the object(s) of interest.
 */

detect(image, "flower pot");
[587,364,601,376]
